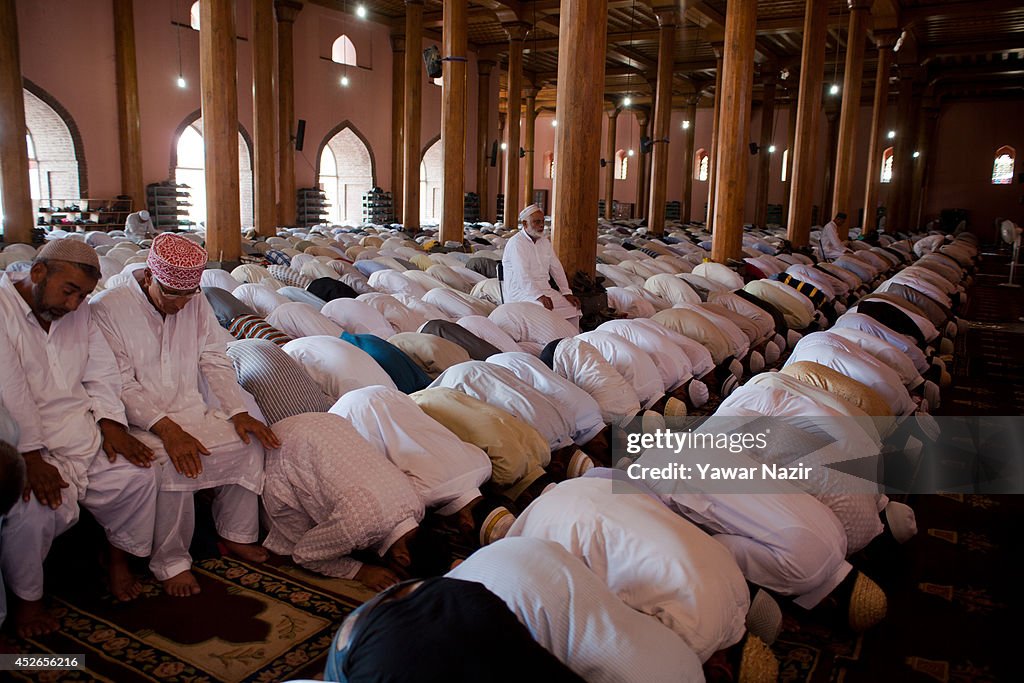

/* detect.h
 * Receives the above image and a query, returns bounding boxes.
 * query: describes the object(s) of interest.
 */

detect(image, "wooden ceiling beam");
[903,0,1023,25]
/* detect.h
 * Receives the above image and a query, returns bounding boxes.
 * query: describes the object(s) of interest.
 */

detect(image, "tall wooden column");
[402,0,424,228]
[889,65,919,231]
[391,34,405,222]
[786,0,829,247]
[862,32,895,234]
[635,110,650,220]
[706,50,723,228]
[0,0,31,244]
[646,7,677,235]
[552,0,607,279]
[680,97,697,223]
[821,100,840,221]
[476,60,495,221]
[604,108,619,219]
[781,93,798,224]
[503,22,528,225]
[831,0,871,237]
[754,71,777,227]
[200,0,241,263]
[252,0,276,236]
[710,0,757,263]
[113,0,145,212]
[440,0,467,244]
[275,0,301,226]
[521,87,538,208]
[911,101,939,231]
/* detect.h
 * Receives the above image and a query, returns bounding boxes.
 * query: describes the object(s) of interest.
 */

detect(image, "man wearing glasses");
[92,233,279,598]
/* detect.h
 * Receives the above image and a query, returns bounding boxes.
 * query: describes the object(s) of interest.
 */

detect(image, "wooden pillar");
[754,72,777,227]
[889,65,919,231]
[786,0,829,247]
[0,0,31,244]
[781,93,798,225]
[402,0,424,228]
[830,0,871,237]
[551,0,607,280]
[496,111,506,206]
[391,34,405,222]
[821,101,840,222]
[862,32,895,234]
[200,0,241,263]
[635,110,649,219]
[440,0,468,244]
[911,101,939,231]
[646,7,677,236]
[522,87,537,209]
[251,0,276,236]
[275,0,301,226]
[476,60,494,221]
[604,108,619,220]
[706,50,723,228]
[503,22,528,226]
[710,0,757,263]
[680,97,697,223]
[113,0,145,213]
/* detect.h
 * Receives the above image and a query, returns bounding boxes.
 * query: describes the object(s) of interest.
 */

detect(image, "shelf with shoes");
[463,192,480,223]
[36,197,133,231]
[297,187,330,227]
[147,181,194,230]
[362,187,394,224]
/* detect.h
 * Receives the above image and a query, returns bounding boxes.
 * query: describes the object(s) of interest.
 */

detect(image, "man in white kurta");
[500,204,581,327]
[447,537,705,682]
[91,234,279,597]
[0,240,158,636]
[817,213,850,262]
[125,209,155,243]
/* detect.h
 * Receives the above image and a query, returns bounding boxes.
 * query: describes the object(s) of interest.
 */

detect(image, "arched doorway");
[172,116,254,228]
[420,137,443,223]
[317,124,375,224]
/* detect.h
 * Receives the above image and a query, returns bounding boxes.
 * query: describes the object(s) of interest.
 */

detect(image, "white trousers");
[0,456,157,601]
[149,484,259,581]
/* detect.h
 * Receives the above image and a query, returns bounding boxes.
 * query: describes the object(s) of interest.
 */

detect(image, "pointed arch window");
[992,146,1015,185]
[614,149,628,180]
[189,2,200,30]
[781,148,789,182]
[695,148,709,181]
[543,151,555,180]
[331,35,358,66]
[880,147,894,183]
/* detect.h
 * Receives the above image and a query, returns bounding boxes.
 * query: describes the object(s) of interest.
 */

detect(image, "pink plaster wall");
[16,0,495,220]
[925,100,1024,242]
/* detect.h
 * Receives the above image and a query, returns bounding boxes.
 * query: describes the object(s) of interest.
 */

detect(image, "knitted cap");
[35,238,100,271]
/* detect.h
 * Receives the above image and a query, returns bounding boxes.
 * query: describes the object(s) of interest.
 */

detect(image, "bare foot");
[108,547,143,601]
[355,564,399,592]
[14,599,60,638]
[162,570,201,597]
[220,538,269,564]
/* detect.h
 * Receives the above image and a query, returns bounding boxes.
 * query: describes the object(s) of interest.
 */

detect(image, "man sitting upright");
[0,240,158,636]
[501,204,581,327]
[92,234,279,597]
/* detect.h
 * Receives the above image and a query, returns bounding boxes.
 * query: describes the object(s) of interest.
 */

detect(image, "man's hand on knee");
[151,418,208,478]
[22,450,68,509]
[99,418,155,468]
[538,295,554,310]
[230,412,281,450]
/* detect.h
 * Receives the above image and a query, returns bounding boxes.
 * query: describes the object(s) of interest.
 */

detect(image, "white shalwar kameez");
[487,352,606,445]
[552,338,642,426]
[429,361,575,450]
[500,229,580,326]
[282,335,397,398]
[832,312,930,375]
[508,477,749,662]
[576,330,666,409]
[328,386,491,514]
[90,279,264,582]
[448,537,705,682]
[596,320,694,391]
[489,302,581,356]
[0,275,157,601]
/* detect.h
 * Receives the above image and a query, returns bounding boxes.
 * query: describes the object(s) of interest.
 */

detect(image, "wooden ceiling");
[309,0,1024,110]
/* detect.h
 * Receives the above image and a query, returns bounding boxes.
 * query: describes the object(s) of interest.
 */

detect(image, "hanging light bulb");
[829,83,840,95]
[887,130,896,139]
[500,142,508,150]
[768,145,776,153]
[176,76,187,88]
[682,120,690,130]
[551,119,558,127]
[355,4,367,19]
[913,151,920,158]
[340,75,350,87]
[622,96,632,107]
[627,149,635,157]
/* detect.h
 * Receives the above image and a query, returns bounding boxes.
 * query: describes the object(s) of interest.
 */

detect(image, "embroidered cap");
[147,233,207,291]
